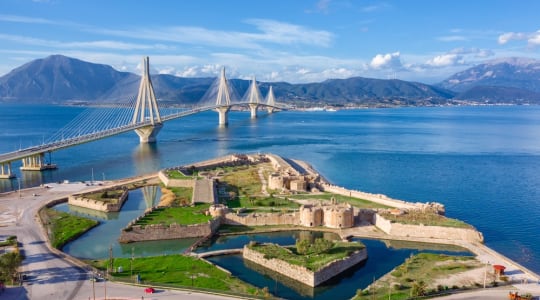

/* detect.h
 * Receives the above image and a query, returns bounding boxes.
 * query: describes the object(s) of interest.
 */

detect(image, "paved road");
[0,179,237,300]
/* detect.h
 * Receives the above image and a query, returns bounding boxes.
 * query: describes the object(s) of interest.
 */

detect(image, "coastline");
[1,153,540,299]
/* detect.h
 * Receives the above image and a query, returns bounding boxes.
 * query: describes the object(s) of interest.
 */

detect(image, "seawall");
[373,213,484,243]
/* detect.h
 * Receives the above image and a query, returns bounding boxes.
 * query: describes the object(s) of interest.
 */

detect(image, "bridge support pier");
[215,106,230,126]
[135,124,163,143]
[20,153,57,171]
[0,162,15,179]
[249,103,258,119]
[267,107,275,114]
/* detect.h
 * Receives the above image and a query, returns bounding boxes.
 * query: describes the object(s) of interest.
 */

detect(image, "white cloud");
[0,33,172,51]
[528,31,540,45]
[361,3,391,12]
[370,52,402,69]
[0,14,56,24]
[426,54,462,67]
[498,32,527,44]
[497,30,540,46]
[437,35,466,42]
[96,19,333,50]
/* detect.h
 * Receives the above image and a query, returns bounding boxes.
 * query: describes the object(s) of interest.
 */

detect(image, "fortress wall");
[68,190,128,212]
[243,245,367,287]
[222,212,300,226]
[313,248,367,285]
[373,213,484,243]
[321,183,418,209]
[118,218,220,243]
[158,171,194,188]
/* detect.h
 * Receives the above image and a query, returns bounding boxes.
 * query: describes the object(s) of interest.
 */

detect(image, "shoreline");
[1,154,540,299]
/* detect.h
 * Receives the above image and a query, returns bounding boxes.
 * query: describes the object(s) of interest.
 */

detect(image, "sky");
[1,0,540,84]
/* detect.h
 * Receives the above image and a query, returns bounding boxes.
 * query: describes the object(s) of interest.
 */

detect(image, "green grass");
[0,236,17,247]
[289,192,390,209]
[81,188,126,203]
[169,186,193,205]
[165,170,193,179]
[41,208,99,249]
[248,241,365,271]
[353,253,482,300]
[134,203,212,227]
[379,211,473,228]
[227,195,300,210]
[91,255,261,296]
[221,165,265,199]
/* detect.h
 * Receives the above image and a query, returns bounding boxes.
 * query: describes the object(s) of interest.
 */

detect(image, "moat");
[47,153,538,299]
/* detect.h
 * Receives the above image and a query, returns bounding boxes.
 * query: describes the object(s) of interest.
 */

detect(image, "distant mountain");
[454,85,540,104]
[0,55,135,103]
[438,57,540,94]
[0,54,459,106]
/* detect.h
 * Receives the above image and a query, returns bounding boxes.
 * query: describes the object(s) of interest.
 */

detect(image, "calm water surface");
[1,104,539,276]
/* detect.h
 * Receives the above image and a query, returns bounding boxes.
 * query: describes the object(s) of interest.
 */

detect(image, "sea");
[1,104,539,277]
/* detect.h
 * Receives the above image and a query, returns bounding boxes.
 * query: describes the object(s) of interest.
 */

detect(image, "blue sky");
[1,0,540,83]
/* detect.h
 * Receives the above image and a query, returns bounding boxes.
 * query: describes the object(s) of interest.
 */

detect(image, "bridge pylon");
[0,162,15,179]
[132,56,163,143]
[265,85,276,114]
[215,67,232,126]
[20,152,56,171]
[244,76,262,119]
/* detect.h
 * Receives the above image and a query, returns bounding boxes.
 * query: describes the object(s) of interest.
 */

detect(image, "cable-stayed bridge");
[0,57,287,179]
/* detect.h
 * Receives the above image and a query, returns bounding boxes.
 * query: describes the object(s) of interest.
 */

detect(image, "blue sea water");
[1,104,539,276]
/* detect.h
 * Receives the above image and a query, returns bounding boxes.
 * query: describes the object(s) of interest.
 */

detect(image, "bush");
[391,270,402,277]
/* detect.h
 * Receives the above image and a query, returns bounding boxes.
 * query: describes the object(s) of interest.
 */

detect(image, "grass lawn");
[81,188,126,203]
[91,255,262,296]
[165,169,193,179]
[379,211,473,228]
[134,203,212,227]
[227,195,300,210]
[221,165,265,198]
[248,241,365,272]
[354,253,482,300]
[290,193,390,209]
[41,208,99,249]
[169,186,193,205]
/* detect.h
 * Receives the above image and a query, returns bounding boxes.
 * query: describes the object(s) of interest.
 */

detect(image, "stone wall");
[321,183,419,210]
[243,244,367,287]
[68,189,128,212]
[158,171,194,188]
[118,218,220,243]
[222,211,300,226]
[373,213,484,243]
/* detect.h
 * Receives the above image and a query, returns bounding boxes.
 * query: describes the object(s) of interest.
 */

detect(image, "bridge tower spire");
[132,56,163,143]
[244,76,262,119]
[265,85,276,114]
[215,67,232,126]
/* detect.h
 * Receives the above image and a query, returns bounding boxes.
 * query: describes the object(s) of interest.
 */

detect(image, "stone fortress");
[121,153,482,246]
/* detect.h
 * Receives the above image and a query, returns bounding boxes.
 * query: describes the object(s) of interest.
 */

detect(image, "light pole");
[17,178,21,198]
[91,271,95,300]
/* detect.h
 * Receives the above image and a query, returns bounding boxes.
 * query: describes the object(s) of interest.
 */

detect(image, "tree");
[295,239,311,255]
[312,238,332,254]
[411,280,427,297]
[0,252,23,284]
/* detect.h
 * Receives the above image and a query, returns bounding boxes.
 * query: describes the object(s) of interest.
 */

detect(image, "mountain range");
[1,55,540,106]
